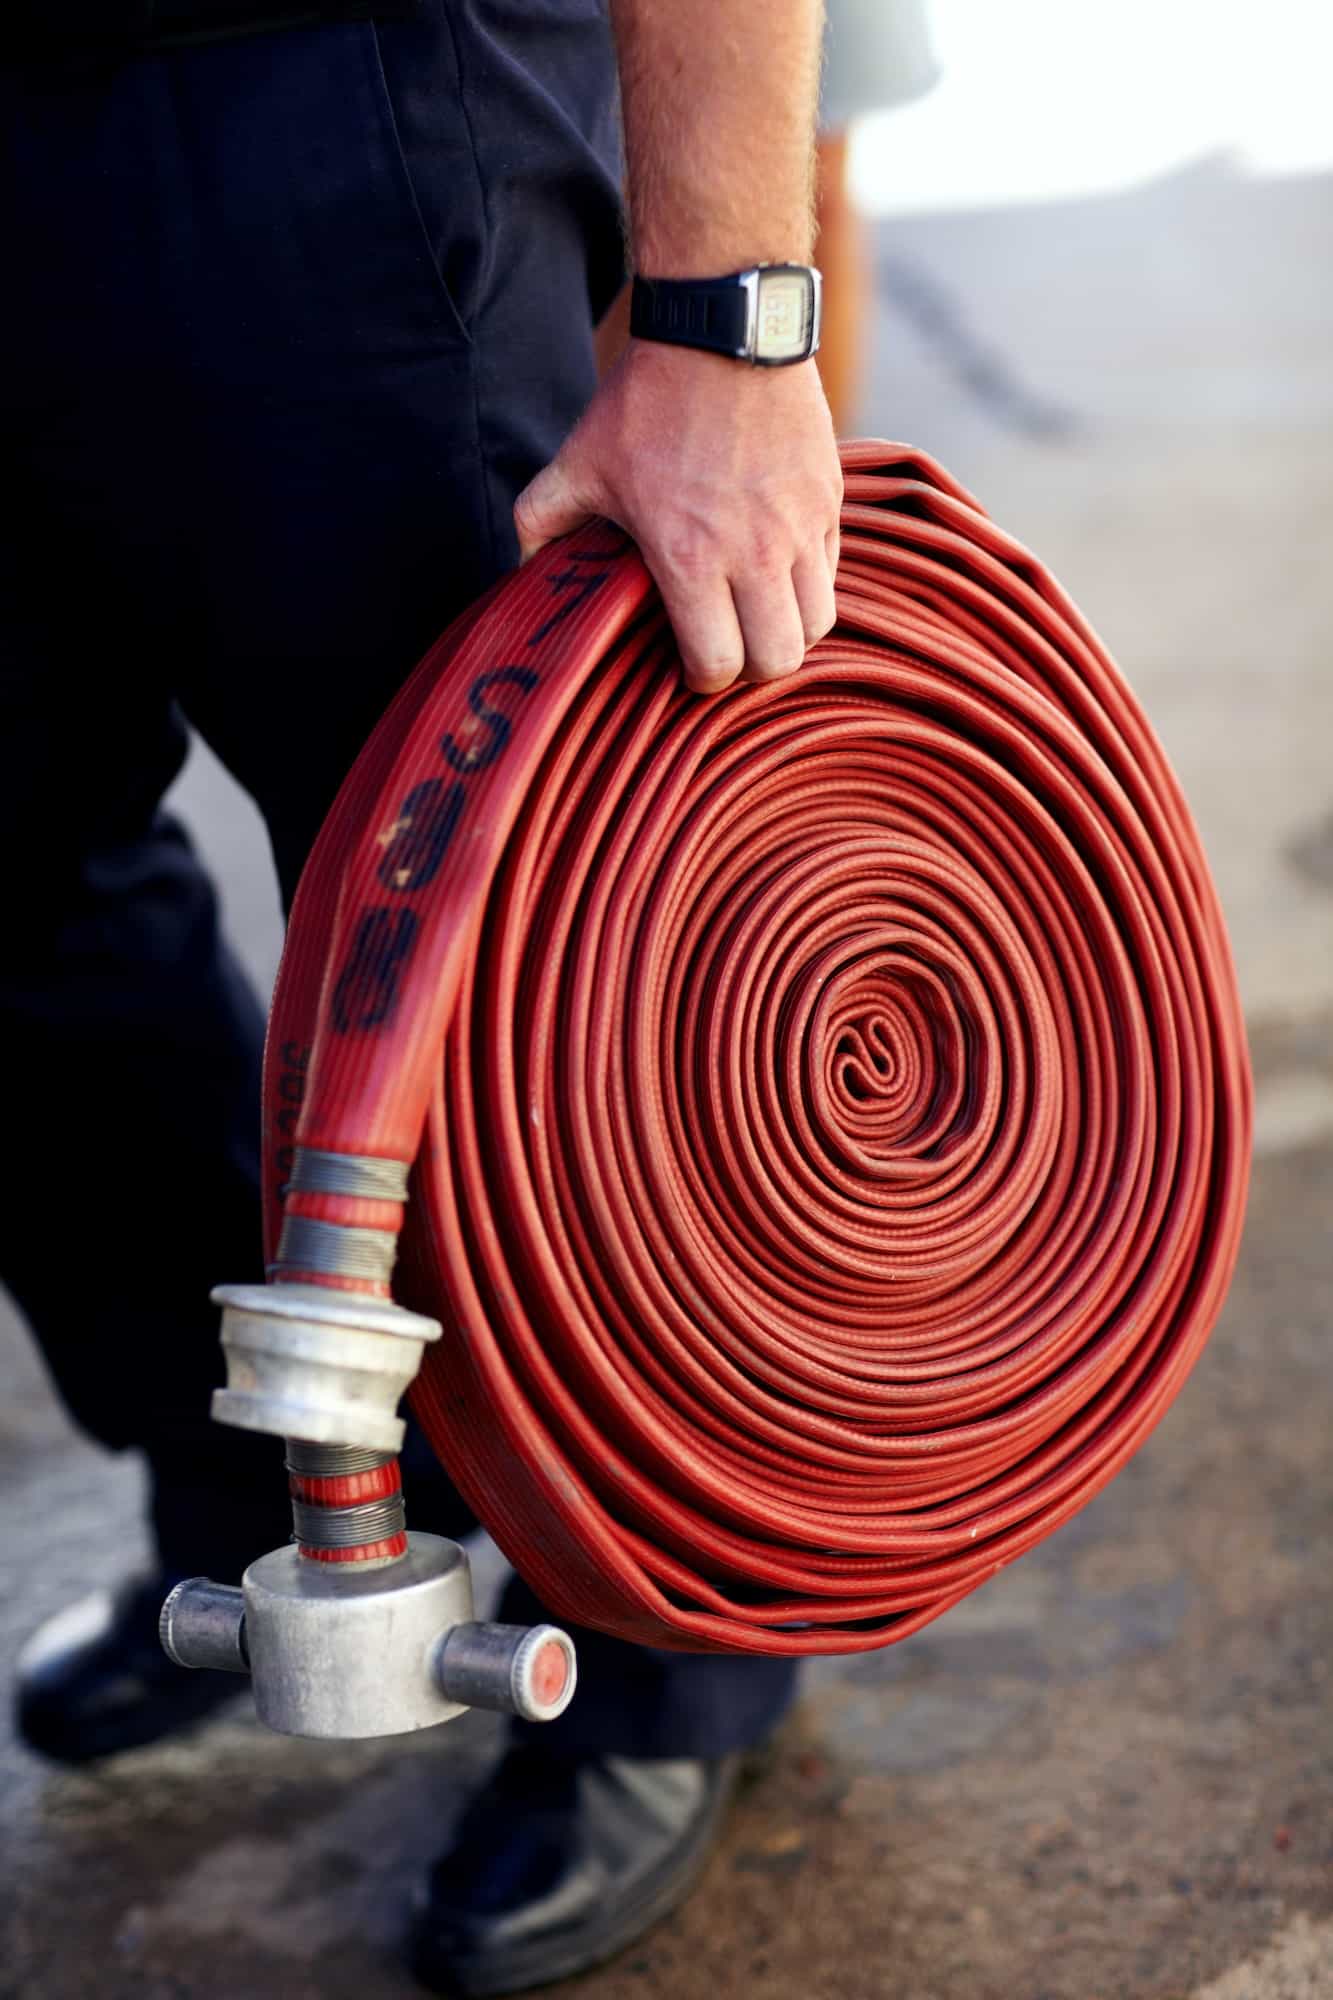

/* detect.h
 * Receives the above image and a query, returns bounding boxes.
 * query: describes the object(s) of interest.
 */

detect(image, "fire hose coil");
[264,443,1251,1655]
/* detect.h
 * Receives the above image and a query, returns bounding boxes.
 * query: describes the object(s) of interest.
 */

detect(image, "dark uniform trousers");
[0,0,796,1759]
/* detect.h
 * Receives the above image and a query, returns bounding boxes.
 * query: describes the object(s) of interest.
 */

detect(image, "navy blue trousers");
[0,3,796,1759]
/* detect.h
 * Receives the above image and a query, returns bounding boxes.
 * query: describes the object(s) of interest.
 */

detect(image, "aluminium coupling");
[211,1281,442,1453]
[160,1533,577,1739]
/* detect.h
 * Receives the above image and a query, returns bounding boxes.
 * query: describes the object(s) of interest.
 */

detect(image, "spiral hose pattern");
[265,443,1250,1653]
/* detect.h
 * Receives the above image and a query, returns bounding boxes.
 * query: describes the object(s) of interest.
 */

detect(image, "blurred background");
[3,3,1330,1996]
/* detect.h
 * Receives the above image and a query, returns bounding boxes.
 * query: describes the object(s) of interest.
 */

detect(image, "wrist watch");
[629,264,823,366]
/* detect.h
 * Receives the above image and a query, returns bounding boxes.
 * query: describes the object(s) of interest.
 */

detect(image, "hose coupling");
[210,1281,441,1452]
[160,1535,577,1739]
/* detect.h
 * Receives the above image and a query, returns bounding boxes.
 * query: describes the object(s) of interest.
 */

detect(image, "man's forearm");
[610,0,824,277]
[515,0,840,697]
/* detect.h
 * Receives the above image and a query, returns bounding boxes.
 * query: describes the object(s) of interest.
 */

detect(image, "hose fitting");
[210,1281,441,1453]
[159,1538,578,1738]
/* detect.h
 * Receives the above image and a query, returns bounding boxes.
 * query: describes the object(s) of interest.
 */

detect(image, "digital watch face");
[753,266,821,364]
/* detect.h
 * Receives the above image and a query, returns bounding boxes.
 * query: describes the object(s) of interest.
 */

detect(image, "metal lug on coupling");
[158,1533,578,1741]
[159,1578,250,1674]
[210,1282,442,1453]
[436,1620,577,1724]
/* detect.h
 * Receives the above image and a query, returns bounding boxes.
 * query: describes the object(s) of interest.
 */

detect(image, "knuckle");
[795,454,840,510]
[656,527,717,584]
[744,528,793,582]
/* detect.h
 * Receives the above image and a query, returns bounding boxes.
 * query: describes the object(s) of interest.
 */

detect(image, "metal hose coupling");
[212,1148,441,1453]
[174,1149,577,1738]
[210,1282,441,1453]
[159,1538,577,1738]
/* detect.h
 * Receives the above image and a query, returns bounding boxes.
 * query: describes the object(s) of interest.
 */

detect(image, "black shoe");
[410,1743,740,1995]
[15,1573,246,1763]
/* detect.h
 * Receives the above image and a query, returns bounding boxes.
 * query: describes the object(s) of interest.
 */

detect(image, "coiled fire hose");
[235,441,1250,1671]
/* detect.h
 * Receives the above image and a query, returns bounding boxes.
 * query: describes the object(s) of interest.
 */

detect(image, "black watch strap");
[630,274,753,361]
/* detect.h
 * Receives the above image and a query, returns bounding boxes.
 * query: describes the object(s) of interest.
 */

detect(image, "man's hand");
[514,340,842,695]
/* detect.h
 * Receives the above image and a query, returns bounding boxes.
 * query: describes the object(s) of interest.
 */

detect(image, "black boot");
[410,1742,740,1995]
[15,1572,247,1763]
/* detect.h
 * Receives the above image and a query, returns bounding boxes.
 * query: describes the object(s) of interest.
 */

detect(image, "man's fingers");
[732,565,808,685]
[513,453,598,563]
[656,569,746,695]
[792,541,837,650]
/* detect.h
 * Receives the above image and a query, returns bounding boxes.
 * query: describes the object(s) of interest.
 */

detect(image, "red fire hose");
[264,442,1251,1655]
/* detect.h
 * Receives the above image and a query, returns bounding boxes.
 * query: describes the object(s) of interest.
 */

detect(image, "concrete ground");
[3,157,1331,2000]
